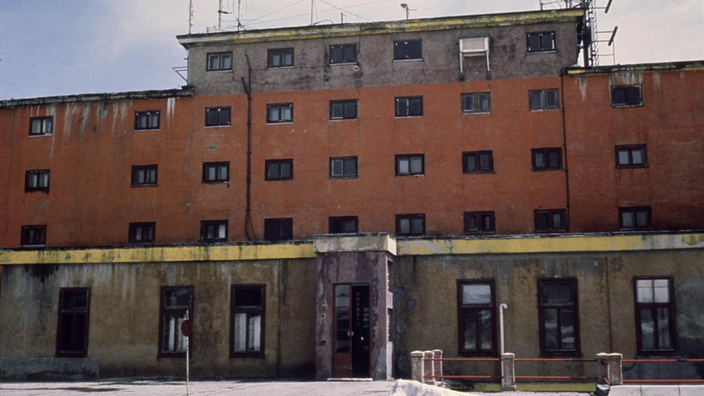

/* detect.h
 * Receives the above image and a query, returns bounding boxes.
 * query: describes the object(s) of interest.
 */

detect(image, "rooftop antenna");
[310,0,315,25]
[236,0,244,32]
[218,0,232,29]
[188,0,194,34]
[400,3,415,20]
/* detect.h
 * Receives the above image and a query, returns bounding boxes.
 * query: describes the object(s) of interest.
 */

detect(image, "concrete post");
[433,349,444,385]
[410,351,424,383]
[424,350,435,385]
[501,353,517,391]
[597,353,623,386]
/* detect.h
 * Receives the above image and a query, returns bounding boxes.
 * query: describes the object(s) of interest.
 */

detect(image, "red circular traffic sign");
[181,319,193,337]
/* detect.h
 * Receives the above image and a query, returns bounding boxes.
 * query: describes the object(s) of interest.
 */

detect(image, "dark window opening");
[202,162,229,183]
[329,216,358,234]
[25,170,50,193]
[634,278,676,353]
[207,52,233,71]
[56,288,90,357]
[205,107,231,127]
[395,96,423,117]
[231,285,265,357]
[129,222,155,243]
[268,48,294,67]
[458,280,496,355]
[619,207,652,230]
[330,157,358,179]
[394,40,422,60]
[532,148,562,171]
[529,89,560,111]
[330,44,357,63]
[535,209,566,233]
[527,32,556,52]
[134,111,160,130]
[396,154,424,176]
[612,85,642,107]
[463,151,494,173]
[464,212,495,234]
[159,286,193,357]
[29,116,53,136]
[132,165,158,186]
[267,103,293,123]
[462,92,491,114]
[200,220,228,242]
[396,214,425,236]
[539,279,580,355]
[21,225,46,246]
[265,159,293,181]
[616,145,648,168]
[330,100,358,120]
[265,218,293,241]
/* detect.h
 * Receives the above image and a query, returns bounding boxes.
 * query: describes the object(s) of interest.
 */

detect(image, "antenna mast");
[218,0,233,29]
[310,0,315,25]
[188,0,194,34]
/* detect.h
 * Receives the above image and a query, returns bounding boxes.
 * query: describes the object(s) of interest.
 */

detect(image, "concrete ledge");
[0,357,99,381]
[608,385,704,396]
[313,234,396,255]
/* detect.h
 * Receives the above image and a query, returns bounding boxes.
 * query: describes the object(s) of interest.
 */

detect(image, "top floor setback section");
[177,9,587,96]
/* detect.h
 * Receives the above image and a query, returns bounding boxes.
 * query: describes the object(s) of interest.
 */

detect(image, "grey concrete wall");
[393,249,704,381]
[0,260,317,380]
[187,22,579,96]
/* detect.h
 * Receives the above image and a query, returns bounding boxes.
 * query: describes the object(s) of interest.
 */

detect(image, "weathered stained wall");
[393,249,704,381]
[0,259,316,379]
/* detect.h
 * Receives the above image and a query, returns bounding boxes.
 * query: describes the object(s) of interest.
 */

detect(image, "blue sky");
[1,0,702,100]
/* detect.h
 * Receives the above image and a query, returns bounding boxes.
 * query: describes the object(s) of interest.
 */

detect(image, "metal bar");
[516,376,598,380]
[603,377,611,385]
[623,379,704,383]
[423,358,501,362]
[514,358,597,362]
[424,375,502,379]
[622,359,704,363]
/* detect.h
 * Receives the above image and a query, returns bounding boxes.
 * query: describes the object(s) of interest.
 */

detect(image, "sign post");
[181,312,192,396]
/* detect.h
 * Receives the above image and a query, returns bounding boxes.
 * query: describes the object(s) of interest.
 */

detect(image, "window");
[634,278,676,353]
[396,154,424,176]
[267,103,293,123]
[463,151,493,173]
[529,89,560,111]
[131,165,158,187]
[207,52,232,71]
[330,157,358,179]
[330,100,357,120]
[538,279,579,355]
[202,162,229,183]
[535,209,566,233]
[330,44,356,63]
[205,106,231,127]
[329,216,358,234]
[619,207,652,230]
[461,92,491,114]
[159,286,193,357]
[268,48,294,67]
[394,40,422,60]
[129,222,155,243]
[25,170,50,193]
[396,214,425,236]
[21,225,46,246]
[464,212,495,234]
[265,218,293,241]
[612,85,642,107]
[458,281,496,355]
[201,220,228,242]
[532,148,562,171]
[56,288,90,357]
[616,145,648,168]
[395,96,423,117]
[265,159,293,181]
[29,116,53,136]
[134,111,160,130]
[527,32,556,52]
[231,285,266,357]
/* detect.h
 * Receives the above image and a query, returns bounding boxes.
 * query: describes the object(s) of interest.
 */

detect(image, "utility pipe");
[500,303,508,379]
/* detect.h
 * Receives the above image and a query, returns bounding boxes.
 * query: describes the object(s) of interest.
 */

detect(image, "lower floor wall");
[1,247,703,381]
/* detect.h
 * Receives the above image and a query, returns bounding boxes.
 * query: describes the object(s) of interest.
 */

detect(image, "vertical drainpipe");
[560,68,571,232]
[242,55,256,241]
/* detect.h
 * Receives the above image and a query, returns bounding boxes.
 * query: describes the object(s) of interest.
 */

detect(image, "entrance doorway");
[332,284,370,378]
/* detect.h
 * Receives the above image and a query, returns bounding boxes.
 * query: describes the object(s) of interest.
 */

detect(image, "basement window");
[207,52,232,71]
[56,288,91,357]
[231,285,266,357]
[25,170,50,193]
[265,218,293,241]
[539,279,580,355]
[201,220,228,242]
[29,116,53,136]
[267,103,293,123]
[202,162,229,183]
[132,165,158,187]
[534,209,566,233]
[134,111,160,130]
[21,225,46,246]
[329,216,358,234]
[268,48,294,67]
[396,214,425,236]
[463,151,493,173]
[619,207,651,230]
[529,89,559,111]
[532,148,562,171]
[634,278,676,353]
[395,96,423,117]
[205,106,231,127]
[612,85,642,107]
[129,222,156,243]
[265,159,293,181]
[396,154,424,176]
[159,286,193,357]
[462,92,491,114]
[330,44,357,64]
[527,32,556,52]
[330,100,357,120]
[464,211,495,234]
[458,281,496,355]
[616,145,648,168]
[394,40,422,60]
[330,157,358,179]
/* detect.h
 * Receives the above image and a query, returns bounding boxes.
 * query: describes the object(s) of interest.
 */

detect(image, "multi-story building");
[1,6,702,388]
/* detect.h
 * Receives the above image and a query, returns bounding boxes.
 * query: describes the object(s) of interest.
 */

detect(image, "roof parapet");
[0,87,194,109]
[566,60,704,75]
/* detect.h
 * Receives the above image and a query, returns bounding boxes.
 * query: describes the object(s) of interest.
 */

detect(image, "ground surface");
[0,379,596,395]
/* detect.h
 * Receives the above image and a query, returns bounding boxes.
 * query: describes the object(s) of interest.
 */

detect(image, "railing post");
[501,353,517,391]
[410,351,424,383]
[597,352,623,386]
[433,349,443,386]
[424,350,435,385]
